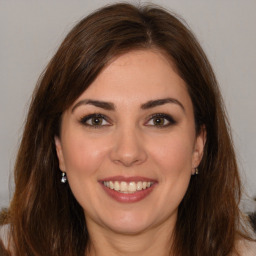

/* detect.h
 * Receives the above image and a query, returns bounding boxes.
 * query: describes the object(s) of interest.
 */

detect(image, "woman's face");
[55,50,205,235]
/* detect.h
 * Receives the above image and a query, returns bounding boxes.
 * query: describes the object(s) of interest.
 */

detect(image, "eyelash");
[79,113,111,128]
[145,113,176,128]
[79,113,176,128]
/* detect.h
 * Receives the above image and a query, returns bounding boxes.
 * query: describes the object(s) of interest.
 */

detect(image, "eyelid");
[79,113,112,128]
[145,113,177,127]
[78,112,176,129]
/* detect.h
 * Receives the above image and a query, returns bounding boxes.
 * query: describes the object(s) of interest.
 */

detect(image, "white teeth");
[109,181,114,189]
[103,181,154,193]
[137,181,142,191]
[128,182,136,192]
[104,181,109,188]
[120,181,128,192]
[114,181,120,191]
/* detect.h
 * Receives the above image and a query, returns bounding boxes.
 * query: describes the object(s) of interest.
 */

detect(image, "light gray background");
[0,0,255,211]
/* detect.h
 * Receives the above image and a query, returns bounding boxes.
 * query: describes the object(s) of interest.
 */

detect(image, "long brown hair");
[1,3,253,255]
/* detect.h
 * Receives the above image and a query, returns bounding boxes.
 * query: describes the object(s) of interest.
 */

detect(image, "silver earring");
[195,167,199,175]
[61,172,67,183]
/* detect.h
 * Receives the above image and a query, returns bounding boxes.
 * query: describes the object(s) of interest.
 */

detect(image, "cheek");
[141,133,194,220]
[61,132,108,177]
[149,132,194,175]
[150,133,193,208]
[60,132,110,211]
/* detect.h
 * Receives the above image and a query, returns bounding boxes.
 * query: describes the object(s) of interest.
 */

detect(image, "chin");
[99,211,157,235]
[107,221,150,235]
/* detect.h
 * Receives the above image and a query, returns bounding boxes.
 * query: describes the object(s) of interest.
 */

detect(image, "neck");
[85,218,175,256]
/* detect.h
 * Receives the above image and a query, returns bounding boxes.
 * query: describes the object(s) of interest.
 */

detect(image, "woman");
[0,3,255,256]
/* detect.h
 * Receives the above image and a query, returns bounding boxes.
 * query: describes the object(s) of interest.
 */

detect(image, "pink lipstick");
[99,176,157,203]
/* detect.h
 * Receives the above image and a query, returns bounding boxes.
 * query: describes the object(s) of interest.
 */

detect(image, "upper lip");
[98,176,157,183]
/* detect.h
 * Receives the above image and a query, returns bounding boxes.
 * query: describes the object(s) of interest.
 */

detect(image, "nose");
[110,126,147,167]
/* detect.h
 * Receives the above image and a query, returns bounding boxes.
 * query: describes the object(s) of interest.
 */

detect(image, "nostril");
[109,131,148,166]
[110,145,147,166]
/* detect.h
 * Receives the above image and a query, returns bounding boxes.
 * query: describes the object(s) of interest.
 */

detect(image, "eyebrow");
[72,99,115,112]
[141,98,185,111]
[72,97,185,112]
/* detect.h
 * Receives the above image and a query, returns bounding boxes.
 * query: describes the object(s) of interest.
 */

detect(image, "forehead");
[72,49,192,109]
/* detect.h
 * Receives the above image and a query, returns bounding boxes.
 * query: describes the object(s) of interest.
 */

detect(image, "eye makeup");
[145,113,177,128]
[79,113,112,128]
[78,112,177,129]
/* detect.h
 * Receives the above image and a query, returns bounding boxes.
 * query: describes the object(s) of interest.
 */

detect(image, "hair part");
[1,3,254,255]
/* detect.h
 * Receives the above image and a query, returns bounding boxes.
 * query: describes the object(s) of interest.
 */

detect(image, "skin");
[55,49,206,256]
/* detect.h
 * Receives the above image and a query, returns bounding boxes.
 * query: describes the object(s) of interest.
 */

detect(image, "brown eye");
[80,114,111,128]
[145,113,176,127]
[91,116,103,126]
[153,117,165,126]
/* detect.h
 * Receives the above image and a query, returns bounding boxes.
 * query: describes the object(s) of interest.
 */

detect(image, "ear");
[54,136,66,172]
[191,126,206,174]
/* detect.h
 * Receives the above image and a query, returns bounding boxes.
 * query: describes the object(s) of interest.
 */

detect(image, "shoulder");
[0,224,9,245]
[0,224,11,255]
[235,239,256,256]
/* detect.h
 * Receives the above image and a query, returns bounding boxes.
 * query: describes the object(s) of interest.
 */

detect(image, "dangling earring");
[61,172,67,183]
[195,167,199,175]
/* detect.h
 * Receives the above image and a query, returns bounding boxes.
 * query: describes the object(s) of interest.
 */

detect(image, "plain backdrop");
[0,0,255,211]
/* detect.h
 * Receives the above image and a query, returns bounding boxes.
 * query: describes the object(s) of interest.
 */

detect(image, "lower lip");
[100,183,156,203]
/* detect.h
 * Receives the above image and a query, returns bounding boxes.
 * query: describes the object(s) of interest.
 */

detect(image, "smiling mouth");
[103,181,154,193]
